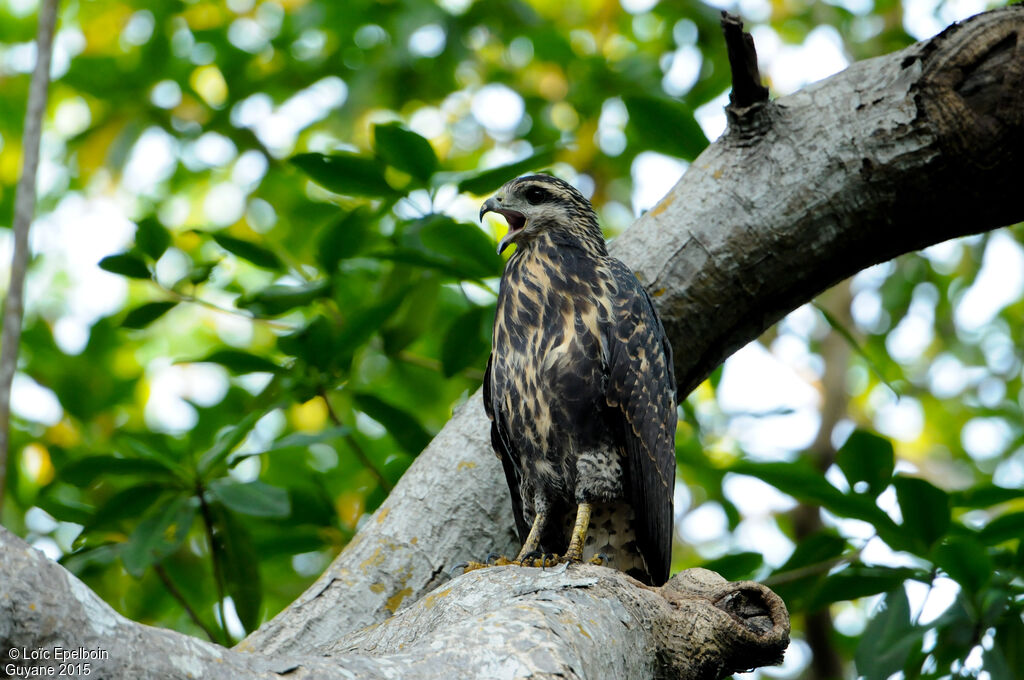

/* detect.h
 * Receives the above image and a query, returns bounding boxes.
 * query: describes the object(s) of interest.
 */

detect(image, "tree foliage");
[1,0,1021,677]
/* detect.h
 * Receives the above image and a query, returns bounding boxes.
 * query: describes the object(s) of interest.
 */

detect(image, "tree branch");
[0,527,787,679]
[0,0,59,510]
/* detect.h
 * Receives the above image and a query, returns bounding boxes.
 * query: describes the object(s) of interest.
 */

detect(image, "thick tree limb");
[1,6,1022,679]
[0,527,787,679]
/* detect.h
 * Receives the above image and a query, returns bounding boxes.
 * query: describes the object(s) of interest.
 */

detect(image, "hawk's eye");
[523,186,549,205]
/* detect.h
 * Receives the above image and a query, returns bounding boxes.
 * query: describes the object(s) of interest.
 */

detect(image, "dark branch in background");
[196,480,233,646]
[0,0,59,512]
[720,11,770,110]
[153,564,220,644]
[318,388,393,493]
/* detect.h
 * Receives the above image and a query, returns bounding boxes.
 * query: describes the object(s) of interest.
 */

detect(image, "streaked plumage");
[480,174,677,585]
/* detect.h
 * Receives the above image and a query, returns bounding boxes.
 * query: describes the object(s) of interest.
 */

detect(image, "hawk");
[479,174,677,585]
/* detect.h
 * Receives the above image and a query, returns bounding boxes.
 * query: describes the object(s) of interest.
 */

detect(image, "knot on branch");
[655,568,790,679]
[721,11,770,130]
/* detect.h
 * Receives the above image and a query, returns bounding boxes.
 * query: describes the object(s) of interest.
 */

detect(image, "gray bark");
[1,528,786,679]
[2,6,1022,679]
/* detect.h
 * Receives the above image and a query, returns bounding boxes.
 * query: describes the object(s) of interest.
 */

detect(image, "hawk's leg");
[563,502,592,562]
[513,509,546,562]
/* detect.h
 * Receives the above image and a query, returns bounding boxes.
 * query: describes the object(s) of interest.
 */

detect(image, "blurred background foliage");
[1,0,1020,676]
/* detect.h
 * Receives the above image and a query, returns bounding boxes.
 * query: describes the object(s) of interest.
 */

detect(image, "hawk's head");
[480,174,604,255]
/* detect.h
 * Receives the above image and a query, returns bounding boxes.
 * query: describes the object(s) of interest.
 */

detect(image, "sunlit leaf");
[894,475,950,551]
[135,217,171,261]
[237,279,332,316]
[419,216,504,279]
[208,479,290,518]
[353,392,431,455]
[60,456,178,487]
[122,301,177,329]
[198,411,264,477]
[836,429,894,498]
[932,536,992,594]
[212,233,284,270]
[291,152,395,197]
[808,565,924,611]
[99,252,151,279]
[623,95,709,161]
[85,483,172,531]
[121,495,196,577]
[456,144,563,195]
[373,122,438,182]
[854,588,923,679]
[701,551,763,581]
[317,207,374,273]
[441,305,490,377]
[978,511,1024,545]
[190,349,282,375]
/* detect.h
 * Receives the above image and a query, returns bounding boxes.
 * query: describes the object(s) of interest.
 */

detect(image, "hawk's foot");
[451,552,519,575]
[517,551,560,568]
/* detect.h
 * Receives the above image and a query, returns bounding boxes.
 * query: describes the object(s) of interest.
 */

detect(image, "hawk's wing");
[484,355,530,543]
[604,259,677,585]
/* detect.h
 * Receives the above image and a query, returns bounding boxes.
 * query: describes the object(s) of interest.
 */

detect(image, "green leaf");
[121,495,196,577]
[117,436,184,472]
[978,511,1024,545]
[373,122,439,181]
[212,233,284,270]
[702,551,763,581]
[237,279,332,316]
[60,456,178,487]
[263,426,351,452]
[122,301,177,329]
[211,505,262,632]
[191,349,282,375]
[208,479,290,518]
[317,207,373,273]
[950,484,1024,508]
[854,588,924,680]
[894,475,950,551]
[334,291,409,368]
[135,217,171,261]
[623,95,709,161]
[186,262,217,285]
[99,252,151,279]
[776,531,848,573]
[277,315,335,371]
[198,411,263,477]
[34,493,94,525]
[836,429,894,497]
[729,461,901,541]
[807,565,923,610]
[993,617,1024,680]
[419,216,504,279]
[441,305,490,377]
[85,483,171,531]
[932,536,992,594]
[457,144,562,195]
[291,152,394,197]
[353,392,431,455]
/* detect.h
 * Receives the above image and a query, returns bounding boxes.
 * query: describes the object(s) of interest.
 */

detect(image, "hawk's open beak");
[480,197,527,255]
